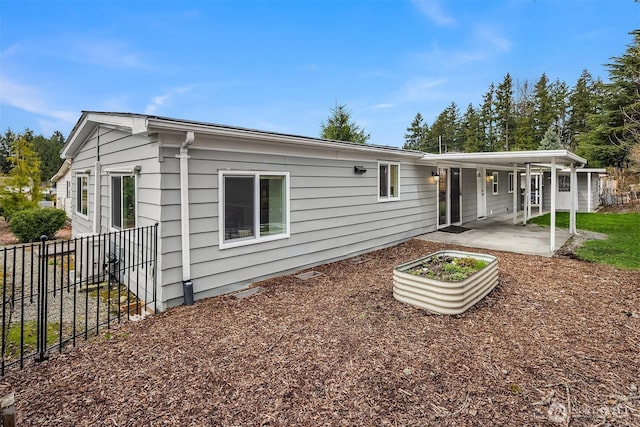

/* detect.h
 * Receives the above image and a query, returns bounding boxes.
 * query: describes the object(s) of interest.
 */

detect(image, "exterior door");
[477,168,486,218]
[437,167,462,228]
[438,168,448,227]
[530,174,542,207]
[556,173,572,210]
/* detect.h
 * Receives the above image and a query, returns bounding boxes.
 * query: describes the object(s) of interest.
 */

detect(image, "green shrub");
[9,208,67,242]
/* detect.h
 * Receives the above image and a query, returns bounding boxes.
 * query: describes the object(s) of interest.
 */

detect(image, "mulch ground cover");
[1,239,639,426]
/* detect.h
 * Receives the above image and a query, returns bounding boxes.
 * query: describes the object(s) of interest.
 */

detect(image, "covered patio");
[420,150,588,254]
[417,211,571,257]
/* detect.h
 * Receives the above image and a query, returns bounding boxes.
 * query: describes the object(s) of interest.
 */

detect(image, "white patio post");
[524,163,531,225]
[587,172,592,212]
[550,158,557,252]
[538,168,543,217]
[570,162,577,234]
[513,163,518,224]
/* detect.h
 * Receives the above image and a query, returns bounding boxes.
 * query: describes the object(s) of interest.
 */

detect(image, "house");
[61,112,590,310]
[50,159,73,218]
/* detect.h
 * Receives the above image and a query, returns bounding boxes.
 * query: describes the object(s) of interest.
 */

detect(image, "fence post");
[35,235,49,363]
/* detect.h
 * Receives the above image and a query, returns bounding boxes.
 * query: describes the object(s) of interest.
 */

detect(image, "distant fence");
[0,224,158,375]
[601,190,640,206]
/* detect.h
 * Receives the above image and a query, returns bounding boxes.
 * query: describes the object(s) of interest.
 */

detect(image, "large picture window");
[378,162,400,201]
[508,172,514,194]
[220,171,289,248]
[76,175,88,216]
[111,175,136,229]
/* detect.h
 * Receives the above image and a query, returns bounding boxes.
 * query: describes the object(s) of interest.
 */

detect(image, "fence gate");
[0,223,158,375]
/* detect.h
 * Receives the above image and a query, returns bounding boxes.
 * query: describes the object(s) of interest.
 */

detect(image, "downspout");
[92,127,102,234]
[178,131,195,305]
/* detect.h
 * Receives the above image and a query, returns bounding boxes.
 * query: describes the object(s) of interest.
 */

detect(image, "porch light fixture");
[431,171,439,177]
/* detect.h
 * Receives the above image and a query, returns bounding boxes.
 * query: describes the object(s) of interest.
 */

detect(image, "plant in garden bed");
[409,255,488,282]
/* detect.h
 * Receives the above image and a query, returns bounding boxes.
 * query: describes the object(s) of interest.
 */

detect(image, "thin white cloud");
[411,0,456,26]
[145,85,194,114]
[0,75,76,122]
[71,39,151,70]
[474,25,511,52]
[370,103,395,110]
[400,77,448,101]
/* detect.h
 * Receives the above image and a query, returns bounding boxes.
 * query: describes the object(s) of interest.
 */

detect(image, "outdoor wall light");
[354,166,367,174]
[431,171,439,177]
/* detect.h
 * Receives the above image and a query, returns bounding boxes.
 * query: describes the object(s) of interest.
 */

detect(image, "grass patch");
[4,320,60,357]
[529,212,640,269]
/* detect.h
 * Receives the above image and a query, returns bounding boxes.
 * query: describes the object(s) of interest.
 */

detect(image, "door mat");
[440,225,470,234]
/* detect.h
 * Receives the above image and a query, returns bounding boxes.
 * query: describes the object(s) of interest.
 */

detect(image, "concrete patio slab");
[417,212,571,257]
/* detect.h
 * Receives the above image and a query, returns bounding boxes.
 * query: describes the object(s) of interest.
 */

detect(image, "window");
[508,172,514,193]
[492,172,499,195]
[220,171,289,248]
[378,162,400,201]
[76,175,88,216]
[559,175,571,192]
[111,175,136,229]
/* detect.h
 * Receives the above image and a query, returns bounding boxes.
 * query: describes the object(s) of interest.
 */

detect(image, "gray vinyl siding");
[158,148,436,306]
[461,168,477,223]
[485,170,515,217]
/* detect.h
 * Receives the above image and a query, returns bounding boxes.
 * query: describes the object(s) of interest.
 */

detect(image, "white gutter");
[178,131,195,283]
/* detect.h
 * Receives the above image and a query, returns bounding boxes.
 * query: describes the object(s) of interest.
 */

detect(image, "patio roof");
[419,150,587,169]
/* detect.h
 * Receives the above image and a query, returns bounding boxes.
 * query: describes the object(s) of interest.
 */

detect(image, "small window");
[492,172,499,195]
[111,175,136,229]
[559,175,571,192]
[378,162,400,201]
[508,172,514,194]
[220,171,289,248]
[76,175,88,216]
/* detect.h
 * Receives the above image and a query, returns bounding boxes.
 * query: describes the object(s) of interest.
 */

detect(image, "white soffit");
[420,150,587,168]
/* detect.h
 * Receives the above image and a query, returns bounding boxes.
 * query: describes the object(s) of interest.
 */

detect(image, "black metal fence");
[0,223,158,375]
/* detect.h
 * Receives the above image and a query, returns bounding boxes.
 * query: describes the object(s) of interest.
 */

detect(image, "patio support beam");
[538,167,543,217]
[550,158,557,253]
[587,172,592,212]
[570,162,577,234]
[513,163,518,224]
[524,163,531,225]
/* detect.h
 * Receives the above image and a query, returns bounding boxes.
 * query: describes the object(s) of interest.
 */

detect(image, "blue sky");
[1,0,638,148]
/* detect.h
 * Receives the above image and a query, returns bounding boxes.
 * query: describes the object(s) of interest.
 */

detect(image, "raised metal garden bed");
[393,250,498,315]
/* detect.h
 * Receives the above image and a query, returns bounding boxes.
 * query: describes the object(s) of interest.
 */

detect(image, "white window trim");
[109,173,138,231]
[218,170,291,249]
[508,172,514,194]
[75,174,89,219]
[492,171,499,195]
[377,161,401,202]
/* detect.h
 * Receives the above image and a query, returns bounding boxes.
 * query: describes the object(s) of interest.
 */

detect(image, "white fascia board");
[62,112,150,159]
[421,150,587,167]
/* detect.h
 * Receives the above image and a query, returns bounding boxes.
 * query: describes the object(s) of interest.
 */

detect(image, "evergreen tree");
[320,104,370,144]
[550,78,570,147]
[0,129,16,174]
[0,136,42,218]
[494,73,514,150]
[461,103,483,152]
[538,127,562,150]
[512,79,536,150]
[479,83,496,151]
[578,30,640,168]
[430,102,461,153]
[567,70,598,151]
[403,112,428,150]
[533,73,554,144]
[32,131,65,183]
